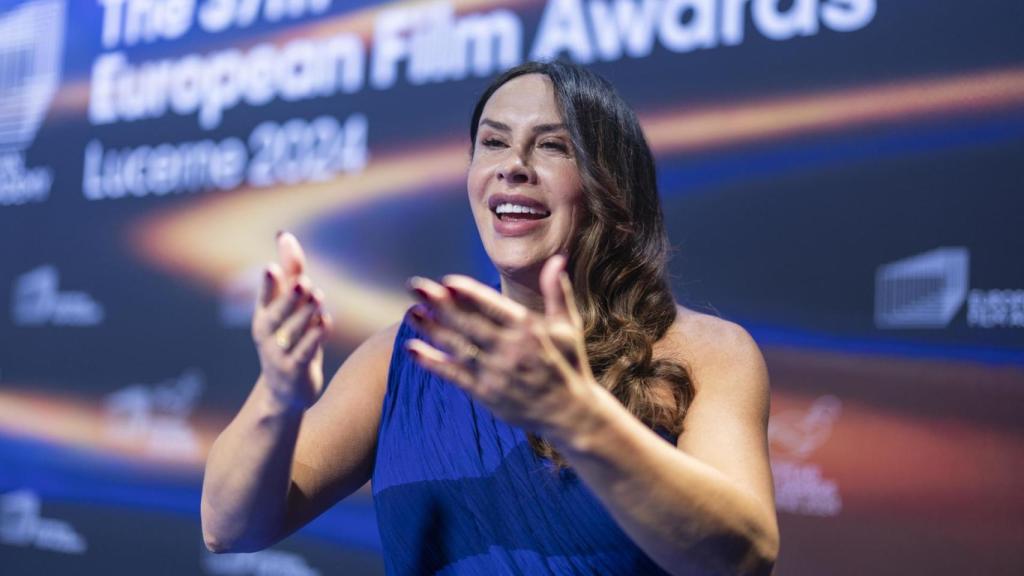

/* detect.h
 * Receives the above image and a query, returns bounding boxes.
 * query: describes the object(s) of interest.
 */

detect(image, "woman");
[201,61,779,575]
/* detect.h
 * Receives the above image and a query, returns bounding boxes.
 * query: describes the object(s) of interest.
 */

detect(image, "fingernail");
[410,305,426,323]
[405,343,421,359]
[276,230,285,239]
[293,283,304,295]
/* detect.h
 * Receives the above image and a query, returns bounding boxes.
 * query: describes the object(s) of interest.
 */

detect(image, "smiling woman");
[201,60,779,576]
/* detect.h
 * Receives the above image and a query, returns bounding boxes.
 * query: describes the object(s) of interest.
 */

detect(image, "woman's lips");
[491,210,549,236]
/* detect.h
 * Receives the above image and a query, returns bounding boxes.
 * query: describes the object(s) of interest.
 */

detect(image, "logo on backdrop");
[201,548,320,576]
[0,0,65,206]
[875,247,970,329]
[875,247,1024,330]
[769,395,843,517]
[0,489,87,554]
[11,265,105,327]
[104,369,205,459]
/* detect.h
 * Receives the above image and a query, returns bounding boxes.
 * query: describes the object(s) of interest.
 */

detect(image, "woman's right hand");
[251,232,332,412]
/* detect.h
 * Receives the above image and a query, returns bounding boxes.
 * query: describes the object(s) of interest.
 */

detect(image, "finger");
[409,277,500,349]
[409,305,484,367]
[258,263,285,308]
[440,275,527,327]
[406,338,476,391]
[264,277,310,333]
[558,268,583,331]
[276,297,321,351]
[290,320,326,364]
[537,327,577,382]
[540,255,573,323]
[277,231,307,279]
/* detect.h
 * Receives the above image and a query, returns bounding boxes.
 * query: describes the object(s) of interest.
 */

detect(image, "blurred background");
[1,0,1022,574]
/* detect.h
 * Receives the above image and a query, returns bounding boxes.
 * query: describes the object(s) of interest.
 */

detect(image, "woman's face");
[468,73,584,278]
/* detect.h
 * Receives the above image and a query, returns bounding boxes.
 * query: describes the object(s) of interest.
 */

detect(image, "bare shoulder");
[663,307,778,532]
[313,319,402,414]
[330,319,403,383]
[658,304,769,396]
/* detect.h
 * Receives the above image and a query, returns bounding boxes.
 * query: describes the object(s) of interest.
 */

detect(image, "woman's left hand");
[406,255,598,436]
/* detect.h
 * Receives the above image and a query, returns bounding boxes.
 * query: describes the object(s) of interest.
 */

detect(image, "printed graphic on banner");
[875,247,970,329]
[0,490,87,555]
[104,369,205,459]
[11,265,104,327]
[0,0,65,206]
[769,395,843,517]
[876,247,1024,330]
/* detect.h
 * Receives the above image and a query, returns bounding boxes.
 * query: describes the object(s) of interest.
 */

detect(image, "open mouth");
[493,203,551,221]
[488,195,551,222]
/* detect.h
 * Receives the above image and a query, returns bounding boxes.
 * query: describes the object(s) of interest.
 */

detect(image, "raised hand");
[405,255,598,436]
[251,232,332,412]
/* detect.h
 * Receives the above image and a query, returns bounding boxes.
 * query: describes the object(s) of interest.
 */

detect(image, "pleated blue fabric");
[371,312,672,575]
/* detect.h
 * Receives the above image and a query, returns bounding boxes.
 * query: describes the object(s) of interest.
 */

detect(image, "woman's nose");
[497,155,534,184]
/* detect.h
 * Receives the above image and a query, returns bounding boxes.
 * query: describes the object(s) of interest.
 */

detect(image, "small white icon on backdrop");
[0,489,87,554]
[104,369,205,459]
[11,265,105,327]
[875,247,969,329]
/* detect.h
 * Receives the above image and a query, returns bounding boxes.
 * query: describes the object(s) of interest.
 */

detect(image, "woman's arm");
[545,318,778,576]
[200,324,395,552]
[200,233,394,552]
[405,258,777,576]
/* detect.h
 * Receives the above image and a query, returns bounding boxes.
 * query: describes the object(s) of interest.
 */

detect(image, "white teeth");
[495,202,547,215]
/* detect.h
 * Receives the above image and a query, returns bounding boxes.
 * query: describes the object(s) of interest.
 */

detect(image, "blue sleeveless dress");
[371,312,672,575]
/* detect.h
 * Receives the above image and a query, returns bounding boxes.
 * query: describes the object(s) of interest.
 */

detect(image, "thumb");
[277,231,307,279]
[541,255,579,327]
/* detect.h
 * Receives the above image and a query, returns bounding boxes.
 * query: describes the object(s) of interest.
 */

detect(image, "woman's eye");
[540,141,569,153]
[481,138,506,148]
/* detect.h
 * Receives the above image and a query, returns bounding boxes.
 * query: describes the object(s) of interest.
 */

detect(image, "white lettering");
[530,0,594,63]
[82,114,367,200]
[721,0,751,45]
[0,154,52,206]
[588,0,661,60]
[87,32,364,129]
[373,3,522,89]
[821,0,876,33]
[659,0,717,54]
[967,289,1024,328]
[752,0,819,41]
[453,10,522,79]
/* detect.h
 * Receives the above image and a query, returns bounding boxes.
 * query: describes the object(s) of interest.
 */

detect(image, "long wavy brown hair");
[470,61,695,466]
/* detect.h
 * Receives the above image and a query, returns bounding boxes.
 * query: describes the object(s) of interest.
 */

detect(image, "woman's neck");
[499,272,545,313]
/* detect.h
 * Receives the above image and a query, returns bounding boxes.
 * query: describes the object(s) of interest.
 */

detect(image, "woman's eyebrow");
[479,118,568,135]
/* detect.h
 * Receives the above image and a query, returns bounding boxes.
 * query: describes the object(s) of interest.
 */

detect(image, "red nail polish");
[294,283,303,295]
[413,286,429,300]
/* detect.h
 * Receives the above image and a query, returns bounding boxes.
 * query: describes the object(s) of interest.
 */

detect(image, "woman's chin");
[490,255,547,278]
